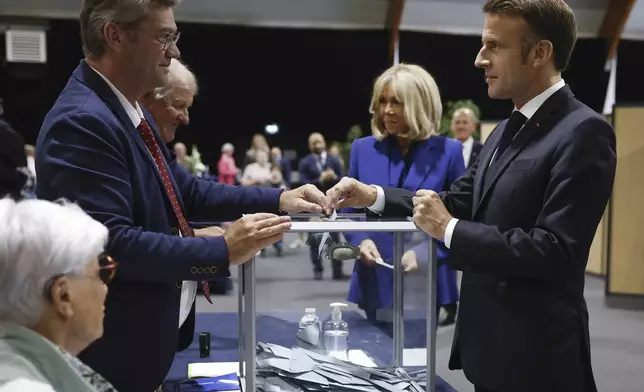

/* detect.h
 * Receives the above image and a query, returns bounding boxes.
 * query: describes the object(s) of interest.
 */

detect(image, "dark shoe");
[314,270,323,280]
[332,273,350,281]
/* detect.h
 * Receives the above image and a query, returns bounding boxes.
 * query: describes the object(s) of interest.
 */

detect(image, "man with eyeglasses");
[35,2,326,392]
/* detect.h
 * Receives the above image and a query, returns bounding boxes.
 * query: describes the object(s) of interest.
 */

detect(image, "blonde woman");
[243,133,270,168]
[342,64,465,324]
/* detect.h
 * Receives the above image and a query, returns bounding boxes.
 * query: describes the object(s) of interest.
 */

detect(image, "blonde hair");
[369,64,442,141]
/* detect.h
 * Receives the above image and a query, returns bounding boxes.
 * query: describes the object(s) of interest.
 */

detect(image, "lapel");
[370,140,391,185]
[473,129,501,211]
[74,61,188,212]
[474,85,574,216]
[74,61,159,172]
[383,137,438,190]
[403,137,439,191]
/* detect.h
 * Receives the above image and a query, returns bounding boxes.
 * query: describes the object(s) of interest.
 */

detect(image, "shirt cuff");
[444,218,459,249]
[366,185,385,215]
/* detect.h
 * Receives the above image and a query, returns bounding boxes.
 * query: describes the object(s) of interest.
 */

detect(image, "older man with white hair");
[0,198,116,392]
[141,58,196,144]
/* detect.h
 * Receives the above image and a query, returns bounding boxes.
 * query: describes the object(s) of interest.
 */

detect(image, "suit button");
[197,267,204,274]
[190,266,197,274]
[210,266,218,274]
[176,281,182,289]
[170,227,179,235]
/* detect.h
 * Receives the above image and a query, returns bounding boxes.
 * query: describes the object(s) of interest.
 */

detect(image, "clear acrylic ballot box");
[236,213,439,392]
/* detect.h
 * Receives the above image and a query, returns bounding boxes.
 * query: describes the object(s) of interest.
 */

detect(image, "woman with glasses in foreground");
[0,198,118,392]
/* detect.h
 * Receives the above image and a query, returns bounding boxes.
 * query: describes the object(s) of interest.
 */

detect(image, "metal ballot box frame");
[236,214,438,392]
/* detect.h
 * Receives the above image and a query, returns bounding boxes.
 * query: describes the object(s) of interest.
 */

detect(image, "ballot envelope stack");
[256,342,427,392]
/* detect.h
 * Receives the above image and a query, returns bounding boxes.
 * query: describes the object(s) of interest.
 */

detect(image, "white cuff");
[366,185,385,215]
[444,218,459,249]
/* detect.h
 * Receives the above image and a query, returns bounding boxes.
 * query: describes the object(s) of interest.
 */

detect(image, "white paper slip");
[374,257,394,270]
[318,209,338,258]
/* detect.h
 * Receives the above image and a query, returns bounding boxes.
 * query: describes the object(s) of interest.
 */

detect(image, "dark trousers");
[308,232,342,275]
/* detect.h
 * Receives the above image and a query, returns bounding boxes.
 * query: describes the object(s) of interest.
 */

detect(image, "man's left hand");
[194,226,226,237]
[412,190,452,241]
[279,184,325,214]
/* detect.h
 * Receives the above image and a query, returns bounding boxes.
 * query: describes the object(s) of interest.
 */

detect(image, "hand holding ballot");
[279,183,326,214]
[324,177,378,214]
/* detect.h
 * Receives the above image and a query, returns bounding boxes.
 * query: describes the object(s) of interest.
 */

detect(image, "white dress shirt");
[462,136,474,167]
[369,79,566,249]
[90,67,196,328]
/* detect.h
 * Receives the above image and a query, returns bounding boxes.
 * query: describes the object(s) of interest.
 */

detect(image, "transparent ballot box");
[236,213,440,392]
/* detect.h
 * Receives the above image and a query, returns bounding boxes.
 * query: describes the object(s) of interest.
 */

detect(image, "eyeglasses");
[117,22,180,51]
[157,31,180,51]
[42,254,118,299]
[98,254,118,285]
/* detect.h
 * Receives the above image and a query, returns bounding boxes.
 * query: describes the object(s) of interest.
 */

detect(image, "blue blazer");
[344,135,465,311]
[35,60,282,392]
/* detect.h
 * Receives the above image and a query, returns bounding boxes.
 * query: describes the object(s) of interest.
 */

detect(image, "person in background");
[328,143,345,172]
[451,107,482,168]
[173,142,195,174]
[24,145,37,179]
[299,132,347,280]
[140,58,194,144]
[241,150,284,257]
[0,198,117,392]
[35,1,324,391]
[218,143,239,185]
[342,63,463,327]
[270,146,291,189]
[243,133,270,168]
[0,116,31,200]
[141,58,230,352]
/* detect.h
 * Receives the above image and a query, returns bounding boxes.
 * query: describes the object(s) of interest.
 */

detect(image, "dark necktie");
[137,118,212,304]
[492,110,527,165]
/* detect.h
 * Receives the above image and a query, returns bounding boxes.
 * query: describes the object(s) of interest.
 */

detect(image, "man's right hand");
[223,213,291,264]
[324,177,378,214]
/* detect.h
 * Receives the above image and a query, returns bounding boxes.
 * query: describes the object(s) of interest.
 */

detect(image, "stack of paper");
[256,342,426,391]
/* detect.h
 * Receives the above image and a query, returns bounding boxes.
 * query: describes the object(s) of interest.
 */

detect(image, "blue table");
[164,311,457,391]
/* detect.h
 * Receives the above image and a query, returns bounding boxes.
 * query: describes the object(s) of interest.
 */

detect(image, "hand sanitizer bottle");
[324,302,349,360]
[297,308,321,348]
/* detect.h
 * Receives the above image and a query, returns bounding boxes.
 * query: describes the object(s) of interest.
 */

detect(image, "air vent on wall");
[5,29,47,63]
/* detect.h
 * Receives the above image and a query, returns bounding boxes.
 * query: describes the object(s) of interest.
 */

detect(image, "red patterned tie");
[137,118,212,304]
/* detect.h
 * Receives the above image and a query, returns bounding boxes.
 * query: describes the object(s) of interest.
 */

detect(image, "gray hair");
[452,107,479,124]
[153,58,198,100]
[221,143,234,153]
[80,0,181,59]
[0,198,108,326]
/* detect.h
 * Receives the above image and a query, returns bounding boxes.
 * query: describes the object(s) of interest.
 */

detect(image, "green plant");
[334,124,364,172]
[439,99,482,140]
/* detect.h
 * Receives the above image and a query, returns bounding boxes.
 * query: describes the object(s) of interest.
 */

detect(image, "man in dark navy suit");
[298,132,347,280]
[326,1,615,391]
[35,2,325,392]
